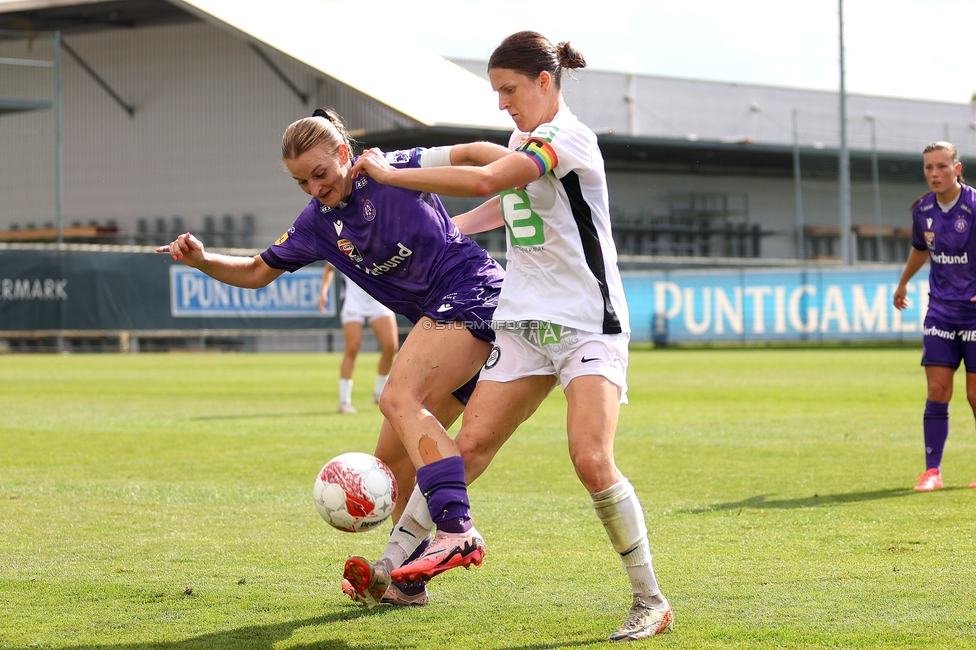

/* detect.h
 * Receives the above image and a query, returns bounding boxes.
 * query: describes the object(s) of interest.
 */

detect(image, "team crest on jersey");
[319,205,332,214]
[925,232,935,249]
[338,238,364,262]
[355,177,368,189]
[363,199,377,222]
[955,219,968,233]
[275,227,295,245]
[385,150,411,164]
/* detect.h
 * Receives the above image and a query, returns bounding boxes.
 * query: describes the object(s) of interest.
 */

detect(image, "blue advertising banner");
[0,248,930,343]
[170,266,333,318]
[623,265,929,343]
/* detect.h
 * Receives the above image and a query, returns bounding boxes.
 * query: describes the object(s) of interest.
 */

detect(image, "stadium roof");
[171,0,511,131]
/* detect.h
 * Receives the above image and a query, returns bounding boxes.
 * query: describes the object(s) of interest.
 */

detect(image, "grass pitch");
[1,348,975,649]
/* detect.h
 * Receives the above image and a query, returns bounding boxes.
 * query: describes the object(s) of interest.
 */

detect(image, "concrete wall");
[1,21,414,247]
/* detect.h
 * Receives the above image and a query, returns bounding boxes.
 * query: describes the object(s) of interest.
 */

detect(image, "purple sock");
[416,456,471,534]
[923,399,949,470]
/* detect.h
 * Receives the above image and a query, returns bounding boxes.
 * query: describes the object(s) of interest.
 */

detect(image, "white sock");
[373,374,389,397]
[339,378,353,405]
[380,485,434,567]
[592,478,661,598]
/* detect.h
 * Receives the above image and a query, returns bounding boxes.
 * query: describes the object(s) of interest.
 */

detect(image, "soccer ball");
[313,452,398,533]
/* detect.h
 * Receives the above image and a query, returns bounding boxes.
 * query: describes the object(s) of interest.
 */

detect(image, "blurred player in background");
[894,141,976,492]
[158,108,510,606]
[319,262,399,414]
[347,31,672,641]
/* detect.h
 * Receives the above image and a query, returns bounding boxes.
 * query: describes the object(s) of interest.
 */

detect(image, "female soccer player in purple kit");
[894,141,976,492]
[158,108,508,605]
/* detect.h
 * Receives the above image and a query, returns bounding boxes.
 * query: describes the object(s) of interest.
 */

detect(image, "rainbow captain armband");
[516,137,558,176]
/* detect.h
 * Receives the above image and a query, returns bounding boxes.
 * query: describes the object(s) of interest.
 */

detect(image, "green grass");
[1,349,975,649]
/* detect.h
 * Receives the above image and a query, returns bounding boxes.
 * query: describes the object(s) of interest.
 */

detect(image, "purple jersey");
[912,184,976,318]
[261,148,504,333]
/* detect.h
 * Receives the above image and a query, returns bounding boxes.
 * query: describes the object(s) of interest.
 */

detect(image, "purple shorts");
[422,282,500,345]
[921,312,976,371]
[421,280,500,405]
[452,372,479,405]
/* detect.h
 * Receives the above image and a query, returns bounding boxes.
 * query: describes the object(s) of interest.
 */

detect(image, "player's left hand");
[351,148,394,183]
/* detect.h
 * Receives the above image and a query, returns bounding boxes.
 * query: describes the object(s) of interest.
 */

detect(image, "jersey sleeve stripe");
[559,170,623,335]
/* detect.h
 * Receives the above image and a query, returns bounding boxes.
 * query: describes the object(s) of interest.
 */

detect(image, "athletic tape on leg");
[591,478,649,558]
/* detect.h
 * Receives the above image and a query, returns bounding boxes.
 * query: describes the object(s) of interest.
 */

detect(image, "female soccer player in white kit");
[349,31,672,641]
[319,263,399,413]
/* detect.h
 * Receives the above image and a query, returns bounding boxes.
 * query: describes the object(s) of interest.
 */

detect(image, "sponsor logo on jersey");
[355,177,368,189]
[924,325,956,340]
[961,330,976,342]
[363,199,377,222]
[956,218,968,233]
[319,205,332,214]
[929,251,968,265]
[484,345,501,370]
[532,124,561,143]
[363,242,413,276]
[962,203,973,215]
[581,356,599,363]
[926,217,933,228]
[541,323,561,344]
[436,303,452,313]
[275,228,295,245]
[925,232,935,249]
[338,238,364,262]
[385,150,411,164]
[333,220,343,236]
[920,203,934,212]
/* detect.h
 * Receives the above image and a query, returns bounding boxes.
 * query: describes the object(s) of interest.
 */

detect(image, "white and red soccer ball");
[313,452,397,533]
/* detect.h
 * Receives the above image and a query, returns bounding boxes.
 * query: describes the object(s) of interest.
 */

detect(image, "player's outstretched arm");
[893,247,929,310]
[156,232,283,289]
[352,147,540,198]
[447,142,512,167]
[452,196,503,235]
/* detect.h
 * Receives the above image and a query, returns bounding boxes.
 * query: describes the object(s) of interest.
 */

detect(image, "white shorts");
[340,281,395,325]
[480,322,630,403]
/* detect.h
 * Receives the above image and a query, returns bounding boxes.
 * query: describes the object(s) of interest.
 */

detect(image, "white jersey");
[494,107,629,334]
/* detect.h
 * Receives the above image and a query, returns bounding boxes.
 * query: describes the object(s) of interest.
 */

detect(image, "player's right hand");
[155,232,205,265]
[892,284,909,310]
[351,148,394,184]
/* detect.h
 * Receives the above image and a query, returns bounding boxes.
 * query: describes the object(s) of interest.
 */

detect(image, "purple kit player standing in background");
[157,108,509,605]
[894,141,976,492]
